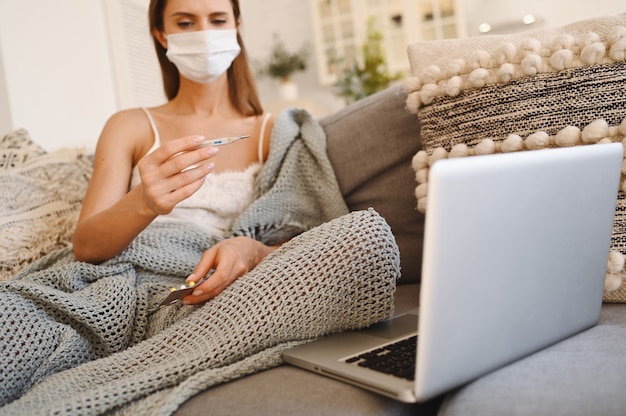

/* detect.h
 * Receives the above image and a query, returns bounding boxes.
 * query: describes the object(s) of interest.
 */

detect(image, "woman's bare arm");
[72,109,217,263]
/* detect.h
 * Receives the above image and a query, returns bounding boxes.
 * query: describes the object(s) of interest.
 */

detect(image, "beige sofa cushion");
[0,128,46,169]
[322,85,424,284]
[404,13,626,301]
[0,129,92,280]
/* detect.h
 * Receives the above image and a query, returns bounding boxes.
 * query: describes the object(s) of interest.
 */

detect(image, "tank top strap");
[141,107,161,153]
[258,113,271,163]
[141,108,267,161]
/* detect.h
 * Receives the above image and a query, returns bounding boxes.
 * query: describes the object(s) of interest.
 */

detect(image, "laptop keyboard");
[344,335,417,381]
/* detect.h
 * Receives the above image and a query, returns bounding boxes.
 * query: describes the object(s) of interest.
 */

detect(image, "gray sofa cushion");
[321,84,424,284]
[174,284,444,416]
[439,304,626,416]
[176,365,413,416]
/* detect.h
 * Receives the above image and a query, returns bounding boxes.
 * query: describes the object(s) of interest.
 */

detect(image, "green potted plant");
[335,18,403,104]
[259,34,310,100]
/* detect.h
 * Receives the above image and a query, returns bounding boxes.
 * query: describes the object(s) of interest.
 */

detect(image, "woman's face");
[161,0,237,36]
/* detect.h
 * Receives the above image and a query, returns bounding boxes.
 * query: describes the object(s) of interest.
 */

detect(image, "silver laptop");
[283,143,622,403]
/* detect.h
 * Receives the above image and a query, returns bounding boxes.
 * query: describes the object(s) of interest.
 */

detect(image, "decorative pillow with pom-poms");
[404,13,626,302]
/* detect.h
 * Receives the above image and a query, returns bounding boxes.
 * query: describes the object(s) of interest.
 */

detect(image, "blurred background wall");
[0,0,622,151]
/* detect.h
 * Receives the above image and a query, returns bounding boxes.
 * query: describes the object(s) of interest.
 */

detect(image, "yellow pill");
[170,287,176,292]
[188,281,196,287]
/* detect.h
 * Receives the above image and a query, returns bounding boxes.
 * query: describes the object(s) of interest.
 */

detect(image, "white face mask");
[165,29,241,84]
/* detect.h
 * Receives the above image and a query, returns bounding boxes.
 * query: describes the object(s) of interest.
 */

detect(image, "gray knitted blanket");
[0,109,400,415]
[228,107,350,244]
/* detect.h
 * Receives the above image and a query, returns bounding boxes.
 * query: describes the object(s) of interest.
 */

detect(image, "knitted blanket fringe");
[0,208,399,415]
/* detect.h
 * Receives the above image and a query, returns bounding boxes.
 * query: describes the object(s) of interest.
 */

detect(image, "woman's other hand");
[182,237,278,304]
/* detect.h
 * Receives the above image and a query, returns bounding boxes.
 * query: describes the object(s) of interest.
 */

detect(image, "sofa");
[173,81,626,416]
[2,13,626,416]
[2,86,626,416]
[179,16,626,412]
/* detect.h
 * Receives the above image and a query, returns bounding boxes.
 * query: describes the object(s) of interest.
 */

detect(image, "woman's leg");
[2,209,400,415]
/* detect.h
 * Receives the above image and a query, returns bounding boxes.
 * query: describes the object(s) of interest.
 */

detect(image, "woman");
[73,0,278,304]
[0,0,399,412]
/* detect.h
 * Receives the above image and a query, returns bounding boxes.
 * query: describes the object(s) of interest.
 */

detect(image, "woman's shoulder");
[259,112,275,161]
[261,112,275,130]
[104,107,152,131]
[98,107,156,158]
[263,111,276,123]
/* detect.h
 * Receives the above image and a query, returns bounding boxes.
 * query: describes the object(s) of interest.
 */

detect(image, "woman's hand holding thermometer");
[175,135,251,171]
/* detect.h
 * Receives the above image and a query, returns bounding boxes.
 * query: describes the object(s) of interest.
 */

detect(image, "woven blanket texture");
[0,108,395,414]
[0,209,399,415]
[229,107,349,245]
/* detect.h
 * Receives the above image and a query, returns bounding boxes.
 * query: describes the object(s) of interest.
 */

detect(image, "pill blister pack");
[154,276,210,310]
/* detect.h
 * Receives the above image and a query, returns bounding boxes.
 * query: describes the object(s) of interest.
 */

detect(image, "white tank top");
[130,108,271,236]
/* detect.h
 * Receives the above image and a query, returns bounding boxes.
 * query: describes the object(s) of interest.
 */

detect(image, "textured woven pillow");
[0,130,93,280]
[404,14,626,302]
[0,128,47,170]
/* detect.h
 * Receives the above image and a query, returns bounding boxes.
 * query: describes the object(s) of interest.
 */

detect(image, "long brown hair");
[148,0,263,116]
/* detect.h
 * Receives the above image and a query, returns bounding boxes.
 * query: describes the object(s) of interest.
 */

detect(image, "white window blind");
[104,0,165,109]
